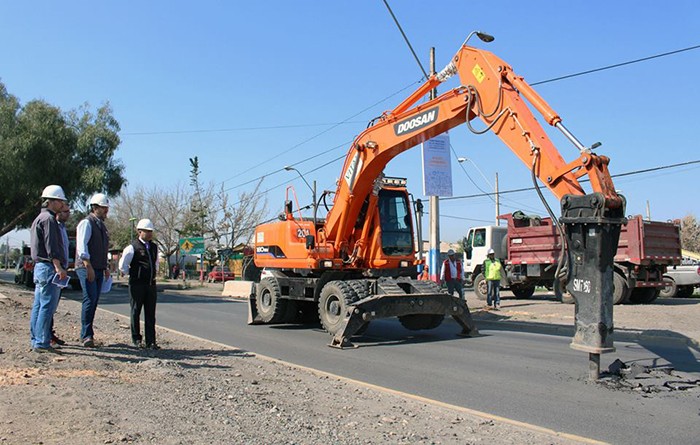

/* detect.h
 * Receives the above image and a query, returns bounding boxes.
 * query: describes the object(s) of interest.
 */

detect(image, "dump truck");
[464,213,681,304]
[249,31,626,368]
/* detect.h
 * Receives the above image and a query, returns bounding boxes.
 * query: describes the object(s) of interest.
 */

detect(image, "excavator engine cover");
[560,193,626,354]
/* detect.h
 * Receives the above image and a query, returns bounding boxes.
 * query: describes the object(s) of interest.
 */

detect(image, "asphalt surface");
[39,282,699,445]
[3,269,697,445]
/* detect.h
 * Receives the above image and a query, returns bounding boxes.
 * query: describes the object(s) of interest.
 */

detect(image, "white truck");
[660,250,700,298]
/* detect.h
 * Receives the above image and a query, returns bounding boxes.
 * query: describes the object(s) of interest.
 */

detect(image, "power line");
[122,121,366,136]
[442,159,700,201]
[531,44,700,86]
[381,0,428,79]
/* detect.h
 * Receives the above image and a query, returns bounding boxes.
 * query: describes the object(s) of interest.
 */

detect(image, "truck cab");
[463,225,507,283]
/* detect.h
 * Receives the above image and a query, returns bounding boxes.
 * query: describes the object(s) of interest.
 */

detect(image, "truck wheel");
[511,285,535,299]
[473,274,487,301]
[677,286,695,298]
[659,278,677,298]
[398,314,445,331]
[629,287,658,304]
[318,281,355,335]
[554,280,575,304]
[612,272,630,305]
[255,278,287,323]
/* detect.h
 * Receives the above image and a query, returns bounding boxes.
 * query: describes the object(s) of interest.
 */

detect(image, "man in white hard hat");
[75,193,111,347]
[119,218,160,349]
[29,185,69,353]
[440,249,464,301]
[483,248,502,310]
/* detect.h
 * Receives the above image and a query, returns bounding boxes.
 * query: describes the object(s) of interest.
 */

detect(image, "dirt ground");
[1,280,698,445]
[0,282,590,445]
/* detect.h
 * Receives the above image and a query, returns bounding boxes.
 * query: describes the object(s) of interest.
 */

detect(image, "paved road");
[5,275,699,445]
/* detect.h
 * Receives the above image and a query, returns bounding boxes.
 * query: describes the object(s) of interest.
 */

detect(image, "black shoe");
[132,340,143,349]
[146,343,161,350]
[51,334,66,346]
[82,337,95,348]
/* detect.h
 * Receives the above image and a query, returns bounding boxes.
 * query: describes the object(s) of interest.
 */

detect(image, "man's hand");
[56,266,67,281]
[86,264,95,282]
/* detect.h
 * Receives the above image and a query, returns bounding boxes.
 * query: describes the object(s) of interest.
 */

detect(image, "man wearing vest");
[483,248,502,310]
[119,219,160,349]
[75,193,111,347]
[440,249,464,301]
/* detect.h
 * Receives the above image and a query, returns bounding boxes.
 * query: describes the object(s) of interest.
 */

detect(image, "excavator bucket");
[329,278,479,348]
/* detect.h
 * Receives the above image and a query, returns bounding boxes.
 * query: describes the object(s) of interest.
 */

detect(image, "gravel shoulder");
[0,282,585,445]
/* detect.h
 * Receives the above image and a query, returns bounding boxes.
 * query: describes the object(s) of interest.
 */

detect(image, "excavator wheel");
[255,277,288,323]
[398,314,445,331]
[318,280,356,336]
[346,280,370,335]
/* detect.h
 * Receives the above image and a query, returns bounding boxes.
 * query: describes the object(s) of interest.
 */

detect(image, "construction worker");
[29,185,68,353]
[483,248,502,309]
[75,193,111,347]
[119,219,160,349]
[440,249,464,301]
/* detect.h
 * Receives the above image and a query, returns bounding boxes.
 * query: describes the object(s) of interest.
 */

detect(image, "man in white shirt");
[119,219,160,349]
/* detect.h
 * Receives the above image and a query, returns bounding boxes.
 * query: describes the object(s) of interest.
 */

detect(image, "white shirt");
[440,259,458,281]
[75,218,93,260]
[119,239,159,276]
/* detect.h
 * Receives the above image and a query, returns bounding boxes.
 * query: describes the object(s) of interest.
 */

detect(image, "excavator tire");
[346,280,370,335]
[398,314,445,331]
[255,277,288,323]
[318,280,356,335]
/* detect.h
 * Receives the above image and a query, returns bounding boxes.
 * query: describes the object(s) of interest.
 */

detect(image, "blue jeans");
[29,262,61,348]
[487,280,500,307]
[77,267,104,340]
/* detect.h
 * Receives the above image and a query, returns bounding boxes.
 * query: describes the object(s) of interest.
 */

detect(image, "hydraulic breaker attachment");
[329,292,479,349]
[560,193,626,377]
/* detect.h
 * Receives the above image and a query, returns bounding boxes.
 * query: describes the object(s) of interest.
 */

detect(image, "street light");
[457,157,500,225]
[283,166,317,227]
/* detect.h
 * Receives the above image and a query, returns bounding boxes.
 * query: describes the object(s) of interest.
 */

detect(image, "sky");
[2,1,699,249]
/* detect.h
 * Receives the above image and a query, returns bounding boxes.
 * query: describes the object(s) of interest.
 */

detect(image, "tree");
[0,81,126,237]
[679,214,700,253]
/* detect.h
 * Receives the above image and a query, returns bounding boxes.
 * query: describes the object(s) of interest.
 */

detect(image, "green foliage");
[0,81,126,236]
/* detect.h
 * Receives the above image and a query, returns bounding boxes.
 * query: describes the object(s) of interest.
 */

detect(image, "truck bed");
[502,214,681,267]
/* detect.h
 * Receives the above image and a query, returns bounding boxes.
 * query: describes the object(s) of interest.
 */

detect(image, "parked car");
[207,266,235,282]
[660,254,700,298]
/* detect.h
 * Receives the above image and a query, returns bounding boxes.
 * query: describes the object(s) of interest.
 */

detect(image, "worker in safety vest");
[483,248,502,310]
[440,249,464,301]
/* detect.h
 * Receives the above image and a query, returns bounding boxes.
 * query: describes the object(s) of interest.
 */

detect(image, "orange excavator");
[250,32,626,370]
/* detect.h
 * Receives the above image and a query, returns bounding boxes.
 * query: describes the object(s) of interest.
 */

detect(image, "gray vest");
[76,214,109,270]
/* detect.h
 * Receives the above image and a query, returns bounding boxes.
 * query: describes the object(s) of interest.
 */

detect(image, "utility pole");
[646,200,651,221]
[428,47,441,282]
[495,173,500,226]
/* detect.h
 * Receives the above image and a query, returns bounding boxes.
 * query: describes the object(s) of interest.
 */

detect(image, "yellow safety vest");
[484,258,502,281]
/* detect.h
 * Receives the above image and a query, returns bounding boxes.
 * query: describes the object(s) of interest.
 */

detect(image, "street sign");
[179,237,205,255]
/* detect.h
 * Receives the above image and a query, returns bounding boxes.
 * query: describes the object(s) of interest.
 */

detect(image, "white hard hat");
[447,249,455,255]
[136,218,155,231]
[89,193,110,207]
[488,248,495,254]
[41,185,67,201]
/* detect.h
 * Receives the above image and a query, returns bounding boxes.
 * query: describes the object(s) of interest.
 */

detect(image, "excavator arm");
[319,40,625,368]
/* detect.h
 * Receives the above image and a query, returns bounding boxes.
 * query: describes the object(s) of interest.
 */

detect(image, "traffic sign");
[179,237,205,255]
